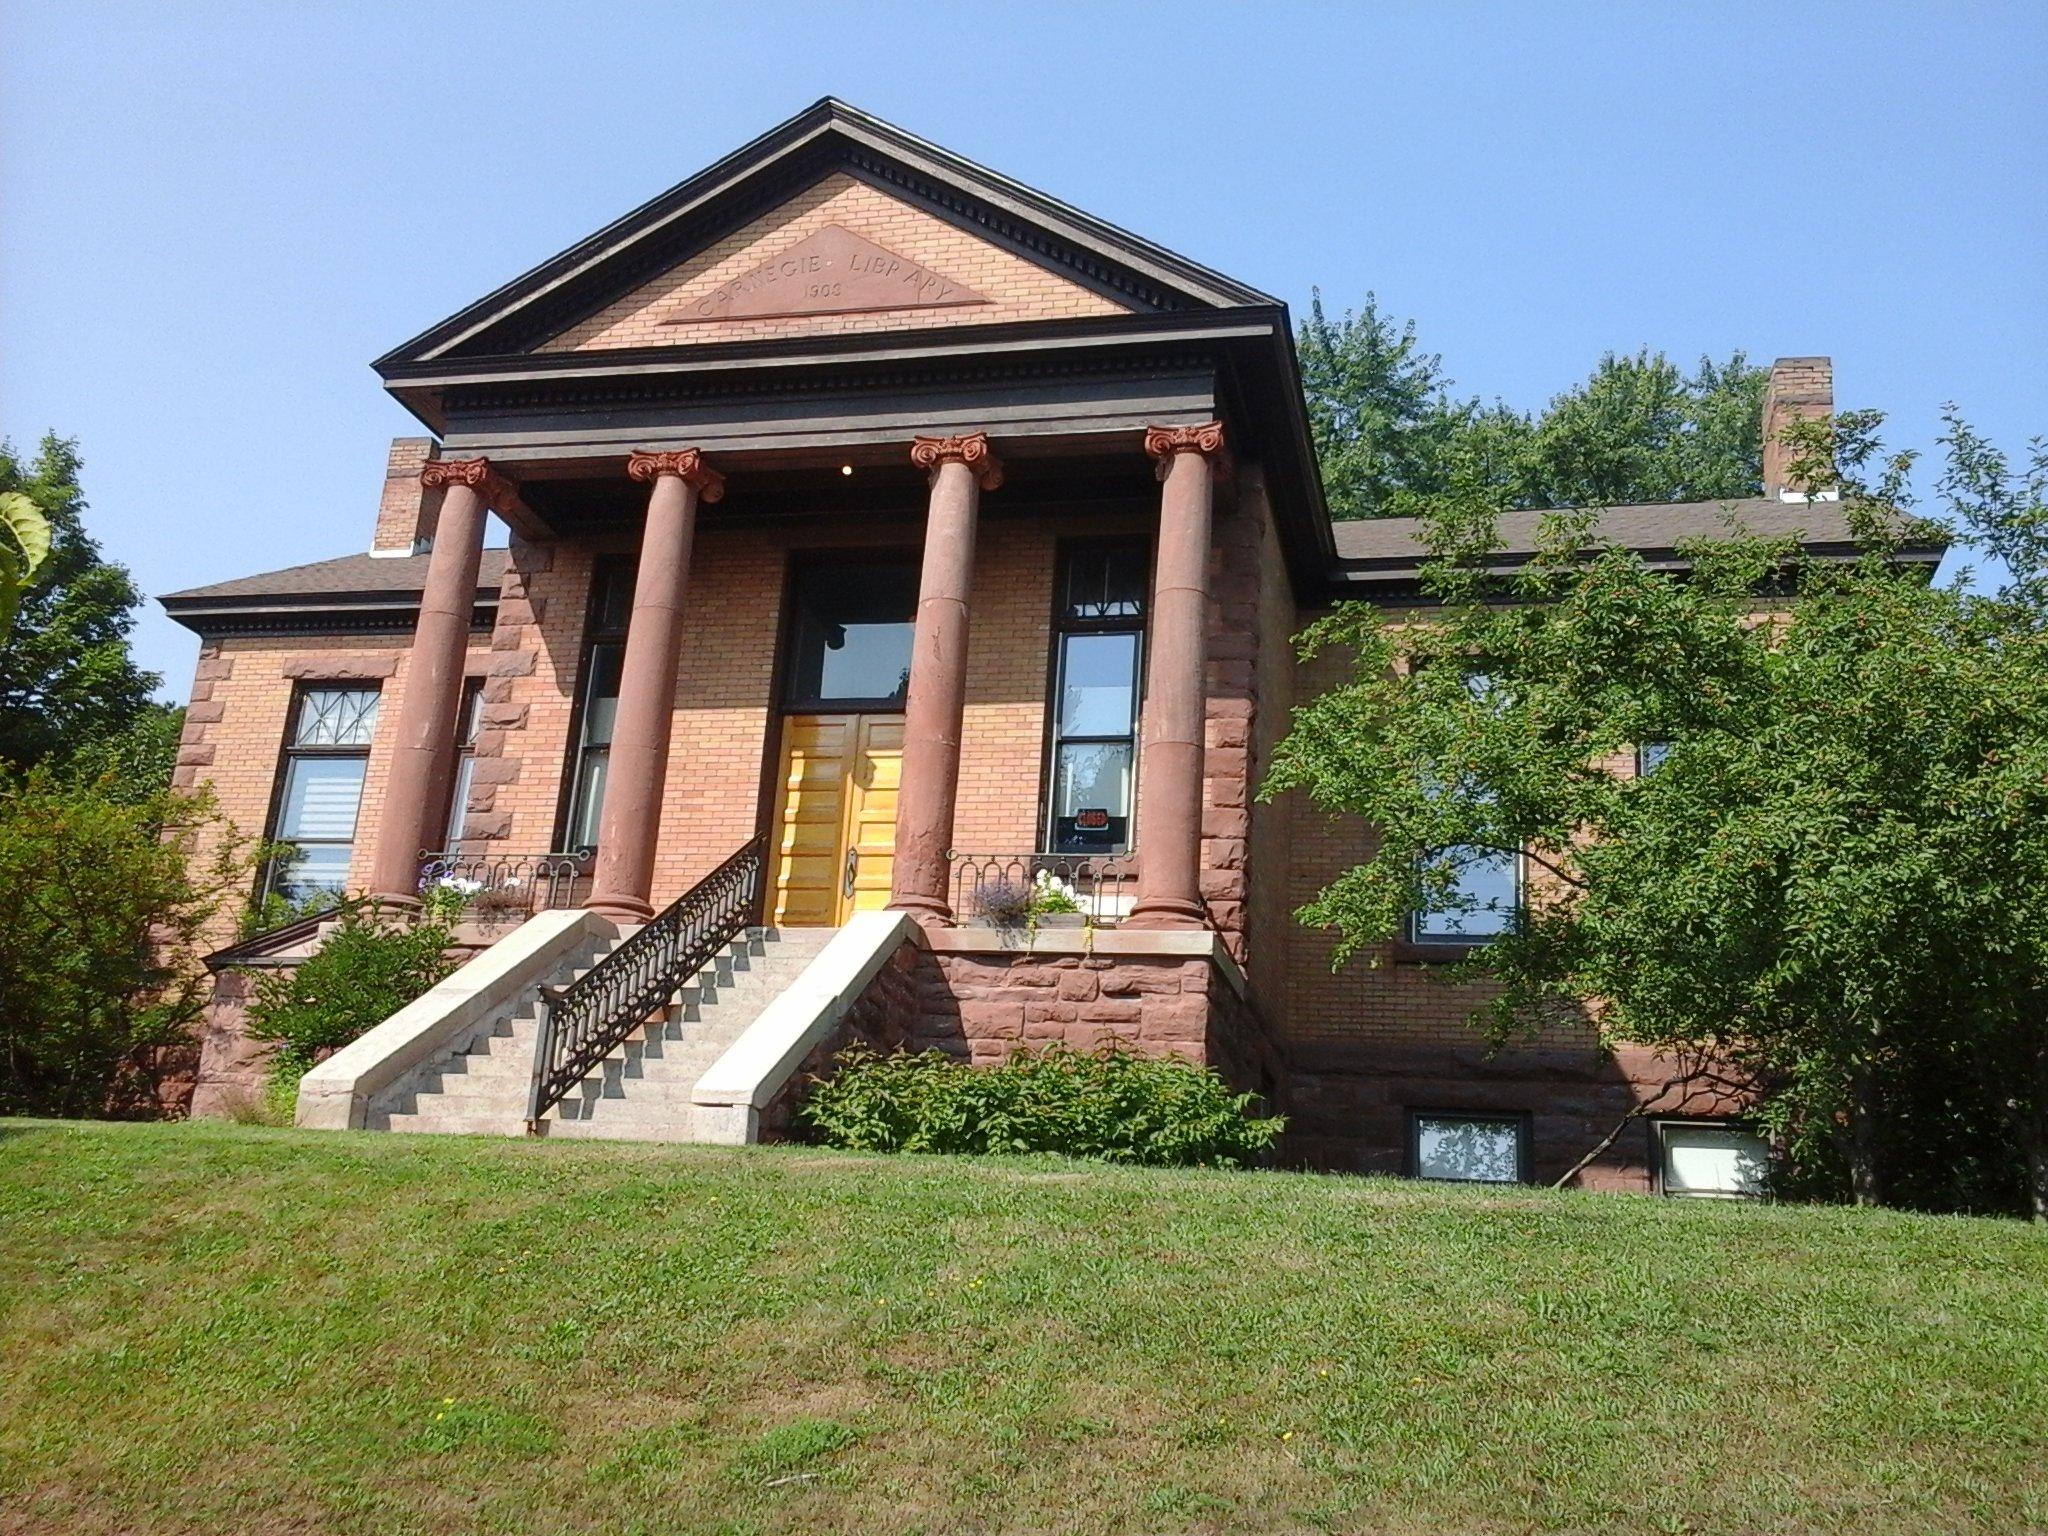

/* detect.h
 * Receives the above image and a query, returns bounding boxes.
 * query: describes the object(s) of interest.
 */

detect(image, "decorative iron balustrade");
[947,850,1137,928]
[526,837,766,1129]
[417,850,589,920]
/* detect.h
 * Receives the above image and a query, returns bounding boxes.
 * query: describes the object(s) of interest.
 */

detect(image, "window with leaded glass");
[265,685,381,901]
[562,562,634,853]
[1045,541,1147,855]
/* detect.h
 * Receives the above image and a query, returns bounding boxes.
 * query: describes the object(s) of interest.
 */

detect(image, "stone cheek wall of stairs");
[366,927,837,1141]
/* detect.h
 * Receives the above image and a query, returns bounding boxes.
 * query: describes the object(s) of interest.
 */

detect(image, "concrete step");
[371,922,839,1146]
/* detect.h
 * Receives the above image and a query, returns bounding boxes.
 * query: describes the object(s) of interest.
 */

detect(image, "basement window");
[1657,1121,1769,1199]
[1410,1112,1528,1184]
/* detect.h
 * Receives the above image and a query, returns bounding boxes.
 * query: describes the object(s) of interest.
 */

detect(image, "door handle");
[843,847,860,898]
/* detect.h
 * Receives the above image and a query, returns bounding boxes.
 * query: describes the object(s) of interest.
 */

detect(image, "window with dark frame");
[782,557,920,711]
[1408,847,1522,945]
[1407,667,1522,946]
[561,562,635,854]
[1409,1111,1528,1184]
[263,685,382,902]
[1636,740,1673,776]
[1044,541,1147,855]
[440,680,485,848]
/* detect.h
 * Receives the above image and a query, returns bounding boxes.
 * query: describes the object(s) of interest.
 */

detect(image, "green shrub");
[798,1044,1284,1168]
[0,771,240,1116]
[246,905,459,1081]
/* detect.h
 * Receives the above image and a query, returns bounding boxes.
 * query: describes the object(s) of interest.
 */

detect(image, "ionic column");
[586,449,724,923]
[1128,422,1227,930]
[368,457,512,905]
[889,432,1003,923]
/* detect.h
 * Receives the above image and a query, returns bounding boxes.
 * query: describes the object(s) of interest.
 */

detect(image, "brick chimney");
[1761,356,1835,501]
[370,436,444,555]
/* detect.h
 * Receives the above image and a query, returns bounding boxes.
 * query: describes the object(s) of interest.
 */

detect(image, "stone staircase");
[364,925,837,1140]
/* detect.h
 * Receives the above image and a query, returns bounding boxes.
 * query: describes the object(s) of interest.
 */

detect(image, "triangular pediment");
[664,223,988,325]
[542,175,1118,352]
[375,99,1277,368]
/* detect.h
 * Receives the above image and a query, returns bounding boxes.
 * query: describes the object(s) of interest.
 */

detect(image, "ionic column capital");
[626,449,726,503]
[1142,422,1230,481]
[910,432,1003,491]
[420,456,519,513]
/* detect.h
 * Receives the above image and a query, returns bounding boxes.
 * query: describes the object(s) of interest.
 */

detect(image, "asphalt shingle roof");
[161,549,511,605]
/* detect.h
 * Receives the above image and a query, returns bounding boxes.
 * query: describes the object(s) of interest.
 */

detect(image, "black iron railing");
[418,849,590,919]
[948,850,1137,928]
[526,837,766,1129]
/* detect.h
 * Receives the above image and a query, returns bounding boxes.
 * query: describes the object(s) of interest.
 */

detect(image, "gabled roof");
[375,98,1277,371]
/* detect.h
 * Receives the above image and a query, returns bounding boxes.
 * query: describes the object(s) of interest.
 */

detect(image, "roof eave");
[1323,538,1952,603]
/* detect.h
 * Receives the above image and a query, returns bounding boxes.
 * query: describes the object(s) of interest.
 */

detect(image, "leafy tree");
[66,701,185,803]
[1514,350,1765,509]
[1297,292,1464,522]
[1264,410,2048,1217]
[0,436,162,775]
[1298,295,1766,517]
[0,489,51,637]
[0,772,244,1116]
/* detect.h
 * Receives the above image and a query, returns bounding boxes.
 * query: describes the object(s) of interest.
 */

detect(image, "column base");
[886,894,954,928]
[1122,898,1208,931]
[585,894,654,924]
[365,891,423,914]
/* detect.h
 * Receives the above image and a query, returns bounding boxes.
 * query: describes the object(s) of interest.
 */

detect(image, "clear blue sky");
[4,1,2043,695]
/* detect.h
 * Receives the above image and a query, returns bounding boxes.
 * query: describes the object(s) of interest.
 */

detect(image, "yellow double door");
[770,714,903,927]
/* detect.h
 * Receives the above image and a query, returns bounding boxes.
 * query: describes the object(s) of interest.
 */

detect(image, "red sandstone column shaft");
[367,457,509,905]
[1129,423,1227,930]
[889,433,1003,923]
[586,450,724,924]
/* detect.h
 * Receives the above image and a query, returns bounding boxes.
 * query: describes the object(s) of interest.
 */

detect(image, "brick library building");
[162,101,1936,1193]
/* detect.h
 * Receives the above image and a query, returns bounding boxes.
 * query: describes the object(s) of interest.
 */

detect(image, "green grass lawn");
[1,1121,2044,1535]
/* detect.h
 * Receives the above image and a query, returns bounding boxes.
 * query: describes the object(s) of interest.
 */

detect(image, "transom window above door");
[784,558,919,710]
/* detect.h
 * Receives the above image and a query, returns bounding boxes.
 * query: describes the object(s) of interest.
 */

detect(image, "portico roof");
[375,97,1277,373]
[367,98,1340,593]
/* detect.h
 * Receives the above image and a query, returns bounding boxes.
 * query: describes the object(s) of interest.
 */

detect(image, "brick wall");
[545,174,1125,353]
[1260,618,1751,1186]
[174,631,492,950]
[372,438,443,553]
[1761,356,1833,498]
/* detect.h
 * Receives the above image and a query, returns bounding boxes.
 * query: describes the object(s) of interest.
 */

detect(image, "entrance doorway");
[770,713,902,926]
[768,554,919,927]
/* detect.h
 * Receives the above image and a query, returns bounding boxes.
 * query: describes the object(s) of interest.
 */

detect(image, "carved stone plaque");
[661,223,990,326]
